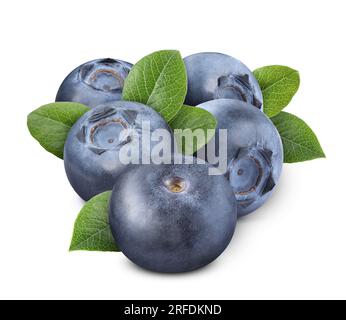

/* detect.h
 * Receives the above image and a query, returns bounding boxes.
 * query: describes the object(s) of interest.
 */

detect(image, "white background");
[0,0,344,300]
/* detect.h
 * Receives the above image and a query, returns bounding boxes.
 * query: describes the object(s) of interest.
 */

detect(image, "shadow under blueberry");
[121,251,226,278]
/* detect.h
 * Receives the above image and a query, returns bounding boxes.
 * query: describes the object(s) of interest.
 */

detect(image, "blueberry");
[109,156,237,273]
[64,101,172,201]
[184,53,263,109]
[56,58,133,108]
[198,99,283,216]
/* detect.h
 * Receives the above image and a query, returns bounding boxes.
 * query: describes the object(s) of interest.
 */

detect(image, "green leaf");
[271,112,325,163]
[254,65,300,117]
[69,192,119,252]
[27,102,89,159]
[122,50,187,122]
[169,105,217,155]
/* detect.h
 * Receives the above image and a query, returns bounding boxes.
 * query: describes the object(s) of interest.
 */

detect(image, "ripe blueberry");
[56,58,132,108]
[184,52,263,109]
[198,99,283,216]
[109,156,237,273]
[64,101,172,201]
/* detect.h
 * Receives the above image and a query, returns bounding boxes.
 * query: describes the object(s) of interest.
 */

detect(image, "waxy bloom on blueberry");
[64,101,172,201]
[109,156,237,273]
[184,52,263,109]
[198,99,283,216]
[56,58,133,108]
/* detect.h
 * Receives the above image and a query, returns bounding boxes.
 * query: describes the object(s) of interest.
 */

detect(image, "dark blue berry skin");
[184,53,263,110]
[109,156,237,273]
[56,58,132,108]
[64,101,172,201]
[197,99,283,216]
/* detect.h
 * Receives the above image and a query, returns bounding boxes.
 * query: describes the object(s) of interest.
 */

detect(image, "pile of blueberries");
[55,53,283,273]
